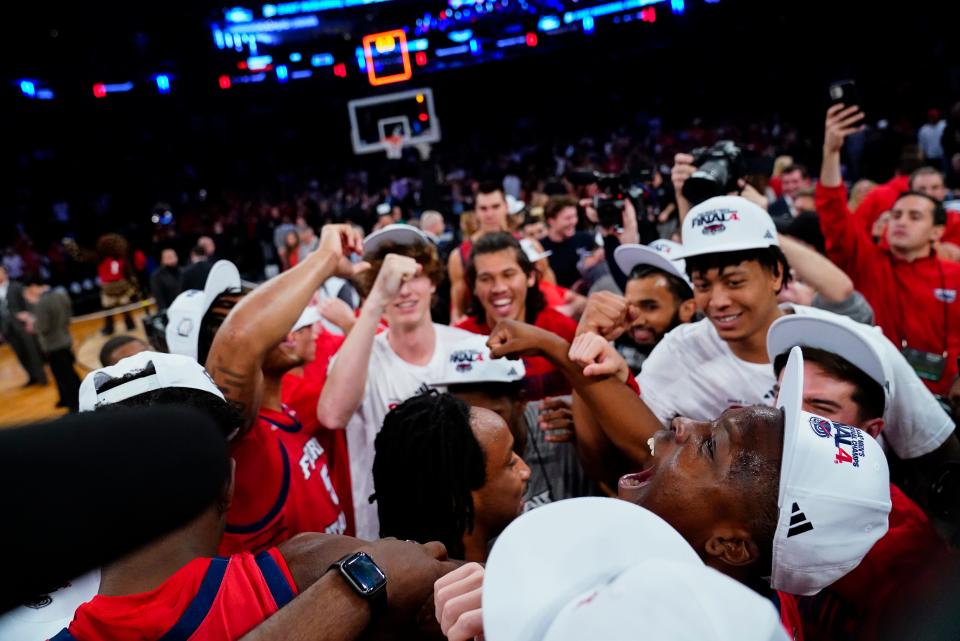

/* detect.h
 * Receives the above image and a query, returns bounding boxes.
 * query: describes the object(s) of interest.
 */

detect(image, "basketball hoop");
[384,134,405,160]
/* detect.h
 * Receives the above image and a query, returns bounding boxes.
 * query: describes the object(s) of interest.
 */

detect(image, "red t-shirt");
[817,183,960,395]
[219,405,347,555]
[280,330,355,536]
[456,307,577,400]
[53,549,297,641]
[796,484,948,640]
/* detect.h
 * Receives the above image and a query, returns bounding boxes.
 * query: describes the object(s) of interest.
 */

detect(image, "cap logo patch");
[177,318,194,337]
[787,502,814,537]
[450,349,484,373]
[691,208,739,237]
[652,241,671,254]
[934,288,957,303]
[809,416,832,438]
[763,229,775,240]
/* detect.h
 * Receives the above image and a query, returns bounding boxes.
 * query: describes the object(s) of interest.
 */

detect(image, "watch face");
[344,553,387,595]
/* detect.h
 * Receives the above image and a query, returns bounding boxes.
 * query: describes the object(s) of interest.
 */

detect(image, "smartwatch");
[330,552,387,615]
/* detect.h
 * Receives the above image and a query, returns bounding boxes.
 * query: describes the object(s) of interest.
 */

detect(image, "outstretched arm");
[206,225,363,432]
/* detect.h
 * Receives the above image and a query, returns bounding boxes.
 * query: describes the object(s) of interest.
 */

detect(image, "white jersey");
[0,569,99,641]
[638,304,954,459]
[346,323,475,539]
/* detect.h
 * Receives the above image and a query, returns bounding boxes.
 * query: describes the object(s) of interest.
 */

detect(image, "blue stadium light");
[225,32,235,48]
[408,38,429,52]
[564,0,664,23]
[155,74,171,93]
[247,55,273,70]
[103,82,134,93]
[448,29,473,43]
[226,6,254,23]
[583,16,595,32]
[538,15,561,31]
[36,89,54,100]
[213,26,226,49]
[355,46,366,70]
[225,16,320,34]
[19,80,36,97]
[262,3,277,17]
[289,52,302,62]
[495,35,527,48]
[436,44,469,57]
[671,0,685,13]
[276,64,289,82]
[469,39,480,54]
[291,69,313,79]
[311,53,334,66]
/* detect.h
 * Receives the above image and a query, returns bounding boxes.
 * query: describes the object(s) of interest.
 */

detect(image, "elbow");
[317,400,349,430]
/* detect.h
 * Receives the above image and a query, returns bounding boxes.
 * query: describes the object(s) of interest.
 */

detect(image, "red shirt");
[219,405,347,555]
[97,258,127,284]
[796,484,948,640]
[776,591,805,641]
[53,548,297,641]
[456,307,577,400]
[280,330,355,536]
[852,175,911,237]
[817,183,960,395]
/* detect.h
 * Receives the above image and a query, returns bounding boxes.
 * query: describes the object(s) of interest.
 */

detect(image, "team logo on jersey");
[934,288,957,303]
[450,349,484,373]
[809,416,833,438]
[691,208,739,236]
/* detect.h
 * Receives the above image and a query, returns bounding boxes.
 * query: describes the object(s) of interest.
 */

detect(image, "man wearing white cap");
[577,238,697,373]
[438,347,892,640]
[318,224,475,539]
[163,259,243,362]
[202,224,363,553]
[766,316,952,639]
[571,195,956,480]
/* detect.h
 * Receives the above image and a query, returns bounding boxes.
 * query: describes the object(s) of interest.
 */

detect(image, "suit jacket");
[0,281,29,333]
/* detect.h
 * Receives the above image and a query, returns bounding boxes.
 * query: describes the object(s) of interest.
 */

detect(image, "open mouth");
[395,300,418,311]
[490,297,514,316]
[618,466,656,503]
[631,326,654,343]
[711,312,742,329]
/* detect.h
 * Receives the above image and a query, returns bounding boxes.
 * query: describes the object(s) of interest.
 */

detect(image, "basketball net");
[384,134,405,160]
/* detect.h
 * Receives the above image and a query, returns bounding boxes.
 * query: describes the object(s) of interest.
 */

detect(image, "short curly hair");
[355,241,443,298]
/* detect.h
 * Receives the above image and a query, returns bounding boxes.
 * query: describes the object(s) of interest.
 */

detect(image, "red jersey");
[852,175,910,237]
[219,406,347,555]
[456,307,576,400]
[796,484,948,640]
[817,182,960,395]
[52,549,297,641]
[775,591,805,641]
[280,330,355,536]
[97,259,127,284]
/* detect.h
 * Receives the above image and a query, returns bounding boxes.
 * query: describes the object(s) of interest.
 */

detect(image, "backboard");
[347,88,441,155]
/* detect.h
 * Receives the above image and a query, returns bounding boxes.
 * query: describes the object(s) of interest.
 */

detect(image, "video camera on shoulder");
[567,170,646,228]
[681,140,747,207]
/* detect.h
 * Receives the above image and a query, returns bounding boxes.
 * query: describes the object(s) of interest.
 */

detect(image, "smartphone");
[829,79,861,109]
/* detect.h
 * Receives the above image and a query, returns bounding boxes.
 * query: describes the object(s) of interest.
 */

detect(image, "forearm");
[239,573,370,641]
[317,296,384,429]
[538,335,655,467]
[778,234,854,302]
[820,146,843,188]
[571,391,635,490]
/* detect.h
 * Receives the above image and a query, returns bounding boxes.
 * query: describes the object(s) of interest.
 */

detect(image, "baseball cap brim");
[483,497,700,641]
[202,260,243,315]
[363,224,430,256]
[614,244,691,287]
[672,238,775,259]
[776,346,804,505]
[291,305,321,333]
[767,315,891,403]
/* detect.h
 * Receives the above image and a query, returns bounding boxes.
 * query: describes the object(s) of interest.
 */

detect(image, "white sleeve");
[637,335,686,428]
[879,337,955,459]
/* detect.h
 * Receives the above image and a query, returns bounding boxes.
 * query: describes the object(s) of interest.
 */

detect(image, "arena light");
[92,83,107,98]
[448,29,473,43]
[289,52,302,62]
[311,53,334,67]
[333,62,347,78]
[362,28,412,86]
[225,7,254,23]
[291,69,313,79]
[537,15,561,31]
[36,89,54,100]
[19,80,36,97]
[219,74,232,89]
[247,55,273,71]
[525,32,538,47]
[276,64,289,82]
[671,0,685,13]
[563,0,665,24]
[155,74,171,94]
[583,16,595,32]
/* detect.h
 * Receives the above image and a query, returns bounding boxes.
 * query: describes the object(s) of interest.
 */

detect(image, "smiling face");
[473,248,535,324]
[624,274,690,347]
[620,406,783,570]
[547,206,579,240]
[691,259,783,344]
[385,273,436,330]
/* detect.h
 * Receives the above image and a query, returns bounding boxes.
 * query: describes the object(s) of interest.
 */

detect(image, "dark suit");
[180,260,213,292]
[0,281,47,384]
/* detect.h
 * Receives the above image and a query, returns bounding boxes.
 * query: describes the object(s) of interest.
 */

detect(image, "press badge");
[901,347,947,382]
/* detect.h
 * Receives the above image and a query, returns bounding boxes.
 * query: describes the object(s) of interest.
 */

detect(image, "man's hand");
[568,332,629,382]
[319,297,356,334]
[735,179,769,211]
[576,291,633,340]
[487,319,559,359]
[319,224,368,278]
[617,198,640,245]
[434,563,485,641]
[364,538,453,619]
[369,254,421,309]
[671,152,696,221]
[539,396,576,443]
[824,104,865,154]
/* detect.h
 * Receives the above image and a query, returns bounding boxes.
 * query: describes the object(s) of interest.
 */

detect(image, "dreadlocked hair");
[372,390,486,559]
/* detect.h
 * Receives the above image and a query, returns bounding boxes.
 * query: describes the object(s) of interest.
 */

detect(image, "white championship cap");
[614,239,693,290]
[541,560,788,641]
[79,351,224,413]
[506,194,527,216]
[291,304,321,333]
[431,334,525,387]
[0,569,100,641]
[519,238,552,263]
[165,260,242,361]
[675,195,778,259]
[483,498,786,641]
[362,223,431,256]
[773,346,892,595]
[767,314,893,408]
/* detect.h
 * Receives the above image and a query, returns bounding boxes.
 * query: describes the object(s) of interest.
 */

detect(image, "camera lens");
[683,159,730,206]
